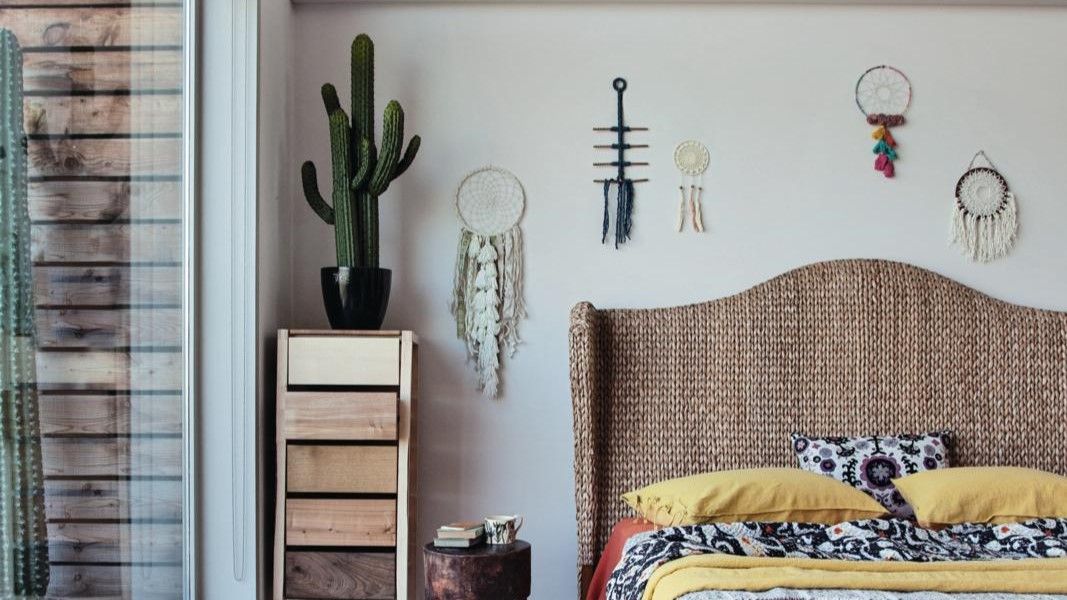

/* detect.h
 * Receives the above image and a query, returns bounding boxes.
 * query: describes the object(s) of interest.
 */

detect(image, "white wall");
[257,0,293,597]
[279,5,1067,598]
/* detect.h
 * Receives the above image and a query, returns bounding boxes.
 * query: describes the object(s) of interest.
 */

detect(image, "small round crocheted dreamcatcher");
[450,166,527,398]
[673,140,709,233]
[950,151,1018,263]
[856,65,911,178]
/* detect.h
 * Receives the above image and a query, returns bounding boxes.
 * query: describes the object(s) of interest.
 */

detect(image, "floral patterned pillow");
[790,432,952,519]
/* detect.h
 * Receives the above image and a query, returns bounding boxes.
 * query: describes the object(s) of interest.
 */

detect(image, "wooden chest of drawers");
[274,330,417,600]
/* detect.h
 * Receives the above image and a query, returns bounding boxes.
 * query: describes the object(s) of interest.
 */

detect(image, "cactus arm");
[300,161,335,225]
[328,110,358,267]
[321,83,341,116]
[351,136,374,191]
[392,134,420,179]
[369,101,403,196]
[352,34,374,144]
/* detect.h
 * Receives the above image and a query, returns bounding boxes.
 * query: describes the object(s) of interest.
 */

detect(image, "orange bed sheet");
[587,518,657,600]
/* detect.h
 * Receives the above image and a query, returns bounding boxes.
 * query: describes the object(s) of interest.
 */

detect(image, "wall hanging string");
[450,166,527,398]
[673,140,709,232]
[594,77,648,248]
[950,150,1018,262]
[855,65,911,178]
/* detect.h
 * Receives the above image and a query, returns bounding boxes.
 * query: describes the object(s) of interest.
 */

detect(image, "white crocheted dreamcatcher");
[450,167,527,398]
[950,151,1018,262]
[673,140,709,232]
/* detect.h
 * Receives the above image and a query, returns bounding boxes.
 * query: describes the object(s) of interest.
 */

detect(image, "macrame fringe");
[450,229,473,339]
[950,192,1018,263]
[602,179,635,248]
[450,226,526,399]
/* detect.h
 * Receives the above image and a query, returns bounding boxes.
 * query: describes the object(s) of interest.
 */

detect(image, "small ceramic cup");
[484,515,524,545]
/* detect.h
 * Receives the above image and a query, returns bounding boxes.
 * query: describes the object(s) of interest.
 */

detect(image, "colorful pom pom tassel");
[864,114,903,178]
[875,154,890,171]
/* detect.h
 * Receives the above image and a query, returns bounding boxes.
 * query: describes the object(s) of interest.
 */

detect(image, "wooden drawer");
[286,499,396,547]
[285,551,396,599]
[288,336,400,386]
[287,445,397,494]
[283,392,396,440]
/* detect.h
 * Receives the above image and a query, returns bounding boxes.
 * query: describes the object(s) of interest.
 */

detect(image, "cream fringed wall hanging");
[674,140,709,233]
[450,167,527,398]
[951,151,1018,262]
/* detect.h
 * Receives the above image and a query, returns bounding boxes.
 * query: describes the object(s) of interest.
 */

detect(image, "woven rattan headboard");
[568,258,1067,596]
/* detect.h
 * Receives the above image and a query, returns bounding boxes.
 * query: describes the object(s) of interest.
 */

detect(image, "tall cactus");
[0,27,50,597]
[301,34,421,268]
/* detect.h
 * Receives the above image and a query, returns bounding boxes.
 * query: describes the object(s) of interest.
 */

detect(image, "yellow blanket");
[643,555,1067,600]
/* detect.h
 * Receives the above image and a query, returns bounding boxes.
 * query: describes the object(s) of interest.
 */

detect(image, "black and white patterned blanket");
[606,519,1067,600]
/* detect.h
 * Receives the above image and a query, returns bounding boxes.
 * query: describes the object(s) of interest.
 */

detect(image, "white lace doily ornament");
[855,65,912,117]
[950,151,1018,263]
[456,167,525,236]
[673,140,710,233]
[674,140,709,176]
[450,167,527,399]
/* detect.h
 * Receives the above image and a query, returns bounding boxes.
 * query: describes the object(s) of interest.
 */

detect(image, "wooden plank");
[30,180,181,222]
[45,479,181,521]
[282,392,397,441]
[274,331,289,600]
[284,552,395,600]
[26,95,181,137]
[48,564,182,600]
[23,50,182,92]
[48,522,181,563]
[36,350,182,390]
[285,499,396,547]
[40,394,181,435]
[29,138,181,177]
[397,332,416,599]
[287,445,397,494]
[32,223,181,263]
[0,6,182,48]
[35,266,181,306]
[1,0,175,5]
[43,437,181,477]
[288,336,400,386]
[37,308,181,348]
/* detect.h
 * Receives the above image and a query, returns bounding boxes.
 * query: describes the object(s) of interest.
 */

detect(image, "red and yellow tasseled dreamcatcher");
[855,65,912,179]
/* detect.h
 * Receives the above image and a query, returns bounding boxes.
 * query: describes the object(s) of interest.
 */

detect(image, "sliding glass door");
[0,2,192,598]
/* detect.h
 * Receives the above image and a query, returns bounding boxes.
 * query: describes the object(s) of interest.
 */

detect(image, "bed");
[568,259,1067,600]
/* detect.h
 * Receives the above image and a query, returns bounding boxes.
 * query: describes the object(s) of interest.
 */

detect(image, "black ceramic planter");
[320,267,392,330]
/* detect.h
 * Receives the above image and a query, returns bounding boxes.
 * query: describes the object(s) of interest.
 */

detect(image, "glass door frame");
[182,0,198,597]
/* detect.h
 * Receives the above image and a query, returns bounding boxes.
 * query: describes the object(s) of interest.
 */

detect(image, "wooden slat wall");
[0,4,184,598]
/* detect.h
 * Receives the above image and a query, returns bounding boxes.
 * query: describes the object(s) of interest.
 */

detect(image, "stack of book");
[433,521,485,548]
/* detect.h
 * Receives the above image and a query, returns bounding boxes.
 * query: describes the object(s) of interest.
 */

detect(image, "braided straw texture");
[569,259,1067,580]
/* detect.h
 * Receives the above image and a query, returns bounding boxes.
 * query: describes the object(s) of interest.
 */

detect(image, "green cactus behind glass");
[301,34,421,268]
[0,27,50,596]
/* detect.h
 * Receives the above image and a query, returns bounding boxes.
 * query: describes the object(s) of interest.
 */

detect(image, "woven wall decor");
[674,140,709,233]
[450,166,527,398]
[951,151,1018,262]
[856,65,911,178]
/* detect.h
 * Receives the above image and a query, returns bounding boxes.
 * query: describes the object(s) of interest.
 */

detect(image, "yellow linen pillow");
[893,466,1067,526]
[621,468,888,526]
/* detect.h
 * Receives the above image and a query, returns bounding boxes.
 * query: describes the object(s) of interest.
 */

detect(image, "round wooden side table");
[423,540,531,600]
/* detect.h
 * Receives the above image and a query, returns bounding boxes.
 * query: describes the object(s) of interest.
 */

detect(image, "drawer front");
[283,392,397,440]
[288,336,400,386]
[287,445,397,494]
[286,499,396,547]
[284,551,396,600]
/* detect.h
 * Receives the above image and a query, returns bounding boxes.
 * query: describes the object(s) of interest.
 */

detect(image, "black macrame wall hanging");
[594,77,648,248]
